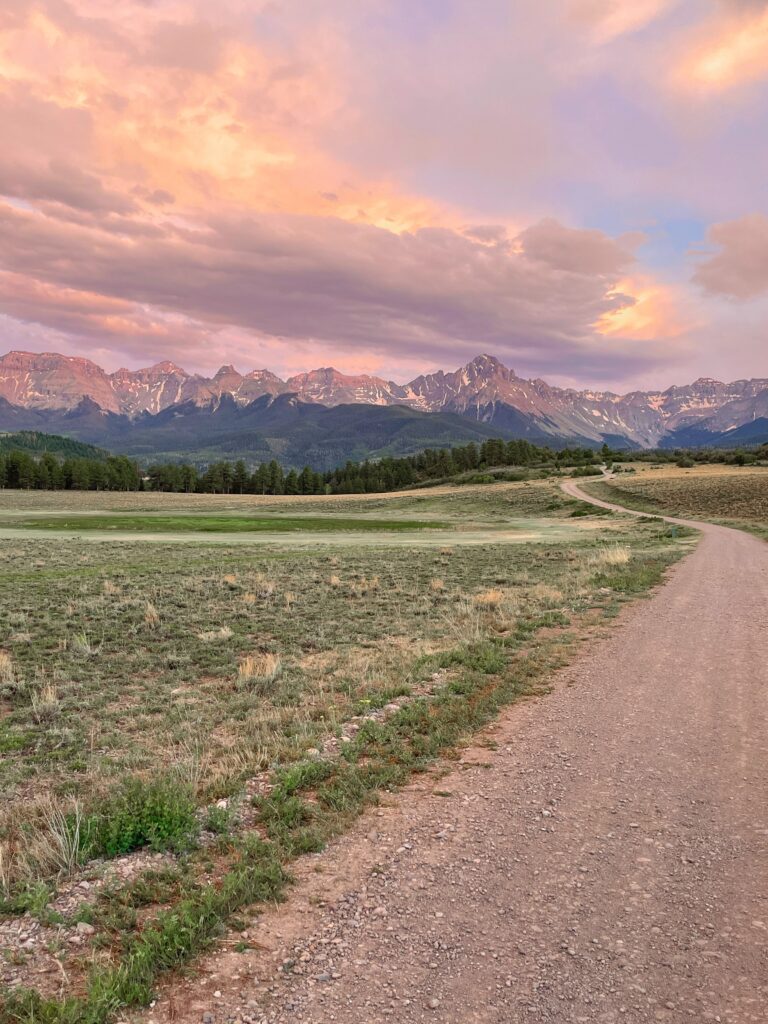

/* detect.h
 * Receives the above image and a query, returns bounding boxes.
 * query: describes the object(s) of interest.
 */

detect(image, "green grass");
[3,514,448,533]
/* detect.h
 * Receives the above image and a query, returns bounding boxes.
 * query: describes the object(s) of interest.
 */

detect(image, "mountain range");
[0,350,766,467]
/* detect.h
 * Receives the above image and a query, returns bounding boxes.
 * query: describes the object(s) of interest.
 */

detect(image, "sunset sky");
[1,0,767,390]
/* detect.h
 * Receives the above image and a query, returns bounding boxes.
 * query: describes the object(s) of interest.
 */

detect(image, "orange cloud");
[596,277,692,341]
[568,0,676,44]
[678,7,768,91]
[0,2,460,234]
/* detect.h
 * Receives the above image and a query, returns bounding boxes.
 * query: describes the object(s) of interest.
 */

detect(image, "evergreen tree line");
[0,451,140,491]
[0,437,560,494]
[145,438,563,494]
[1,436,765,495]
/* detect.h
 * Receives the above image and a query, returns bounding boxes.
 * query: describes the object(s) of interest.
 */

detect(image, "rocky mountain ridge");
[1,350,766,448]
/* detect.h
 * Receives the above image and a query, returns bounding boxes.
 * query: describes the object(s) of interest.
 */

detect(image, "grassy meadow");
[584,464,768,539]
[0,478,693,1023]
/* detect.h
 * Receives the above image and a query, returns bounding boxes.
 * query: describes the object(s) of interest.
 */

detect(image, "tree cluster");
[0,451,140,491]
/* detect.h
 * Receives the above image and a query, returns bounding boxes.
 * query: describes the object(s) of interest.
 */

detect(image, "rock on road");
[159,480,768,1024]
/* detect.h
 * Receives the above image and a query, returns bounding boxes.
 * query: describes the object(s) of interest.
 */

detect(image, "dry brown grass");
[197,626,234,643]
[443,597,484,645]
[589,544,631,567]
[253,573,276,599]
[0,650,15,686]
[598,466,768,528]
[144,601,160,628]
[0,796,84,891]
[237,652,282,689]
[472,588,505,608]
[30,679,61,723]
[530,583,564,608]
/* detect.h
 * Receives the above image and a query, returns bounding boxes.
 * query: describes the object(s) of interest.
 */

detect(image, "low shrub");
[79,776,198,860]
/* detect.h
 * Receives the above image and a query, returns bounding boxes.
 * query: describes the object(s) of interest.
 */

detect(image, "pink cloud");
[693,214,768,299]
[0,0,762,391]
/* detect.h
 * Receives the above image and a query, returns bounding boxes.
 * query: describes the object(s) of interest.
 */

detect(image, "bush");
[79,776,199,860]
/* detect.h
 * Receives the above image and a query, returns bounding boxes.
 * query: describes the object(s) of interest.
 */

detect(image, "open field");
[0,480,621,548]
[0,513,449,534]
[0,478,576,517]
[584,464,768,540]
[0,479,693,1023]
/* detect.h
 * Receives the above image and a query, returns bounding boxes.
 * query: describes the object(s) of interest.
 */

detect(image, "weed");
[70,631,102,657]
[203,803,237,835]
[79,776,198,859]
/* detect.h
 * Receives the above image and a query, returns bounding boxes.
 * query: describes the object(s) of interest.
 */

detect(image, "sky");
[0,0,767,391]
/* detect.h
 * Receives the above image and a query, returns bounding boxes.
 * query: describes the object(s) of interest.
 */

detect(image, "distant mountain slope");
[0,430,109,460]
[1,350,766,451]
[662,417,768,449]
[0,394,567,470]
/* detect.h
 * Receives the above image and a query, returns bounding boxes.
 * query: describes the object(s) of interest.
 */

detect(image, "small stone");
[76,921,96,936]
[427,998,441,1009]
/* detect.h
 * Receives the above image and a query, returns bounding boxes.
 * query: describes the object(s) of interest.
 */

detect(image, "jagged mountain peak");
[0,348,766,448]
[148,361,187,375]
[465,353,510,375]
[213,364,242,379]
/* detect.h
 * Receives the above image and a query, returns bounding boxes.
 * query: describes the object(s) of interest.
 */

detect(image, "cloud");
[568,0,677,43]
[596,275,694,341]
[676,2,768,91]
[0,197,674,378]
[141,19,228,72]
[693,214,768,299]
[0,160,137,214]
[518,218,641,275]
[0,0,758,389]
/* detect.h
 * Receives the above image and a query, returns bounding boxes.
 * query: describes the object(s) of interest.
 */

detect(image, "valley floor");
[2,473,765,1023]
[140,480,768,1024]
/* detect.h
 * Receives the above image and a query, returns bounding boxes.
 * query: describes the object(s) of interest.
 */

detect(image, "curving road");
[158,479,768,1024]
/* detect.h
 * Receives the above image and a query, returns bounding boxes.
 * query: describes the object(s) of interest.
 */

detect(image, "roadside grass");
[584,467,768,540]
[0,482,690,1023]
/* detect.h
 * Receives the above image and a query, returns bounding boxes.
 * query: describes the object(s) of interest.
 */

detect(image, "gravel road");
[151,482,767,1024]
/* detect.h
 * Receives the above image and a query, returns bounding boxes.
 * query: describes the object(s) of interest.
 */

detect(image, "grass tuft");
[237,652,282,690]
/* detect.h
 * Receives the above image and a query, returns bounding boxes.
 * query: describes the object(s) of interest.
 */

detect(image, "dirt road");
[155,482,767,1024]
